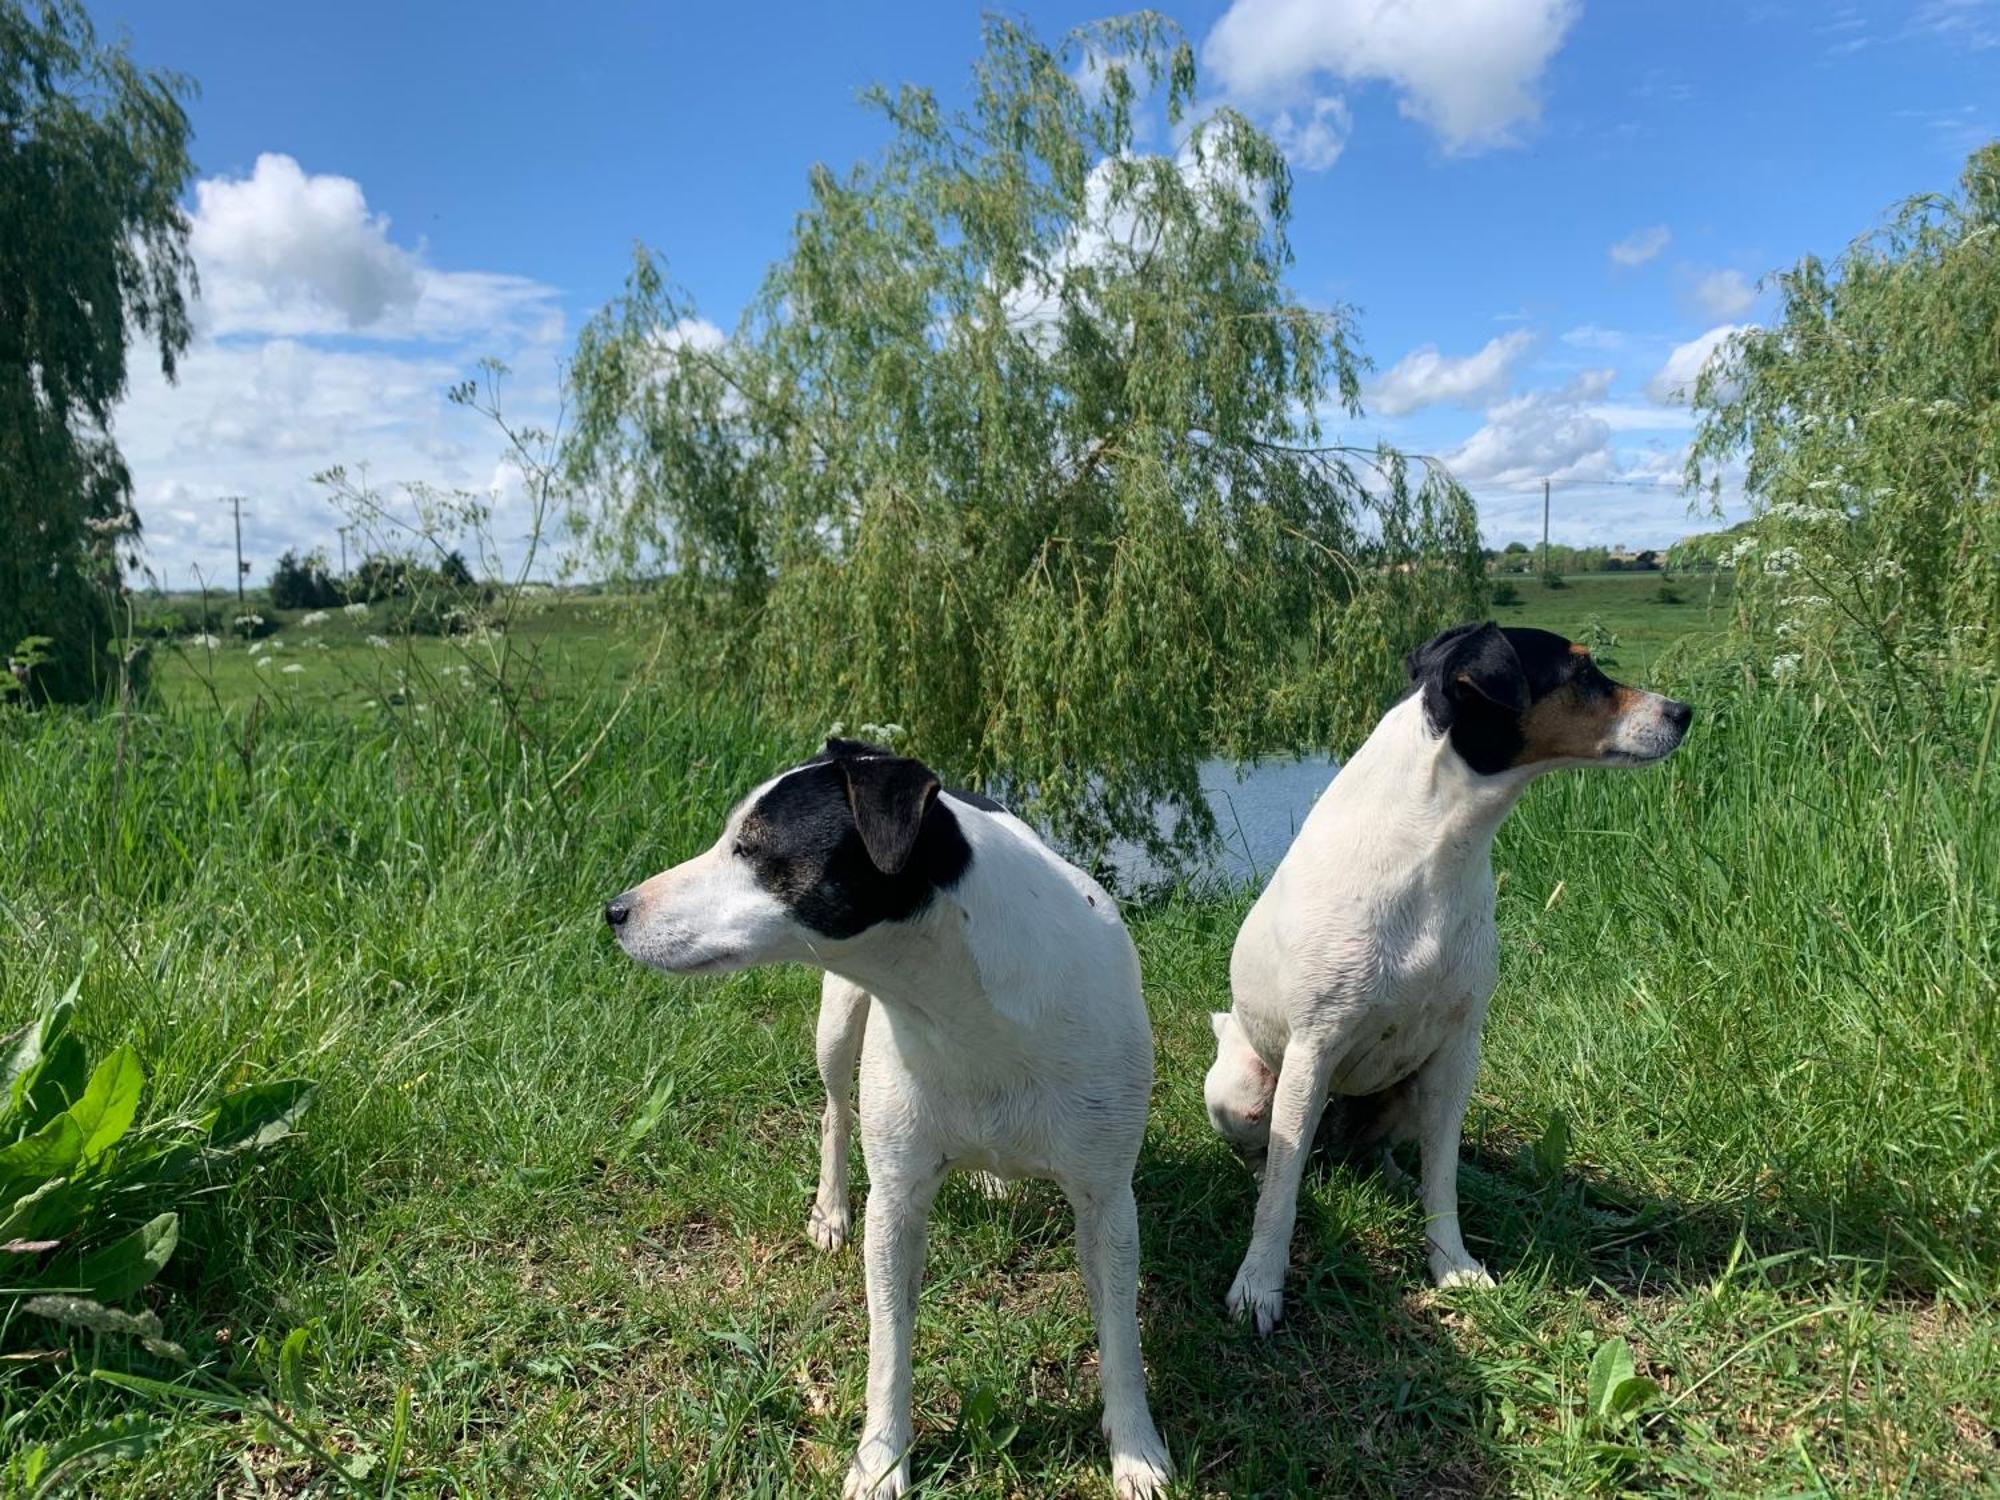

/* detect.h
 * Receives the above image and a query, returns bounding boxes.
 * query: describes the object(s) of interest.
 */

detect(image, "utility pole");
[222,495,249,609]
[1541,477,1551,579]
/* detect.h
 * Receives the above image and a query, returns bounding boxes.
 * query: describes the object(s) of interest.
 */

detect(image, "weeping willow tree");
[1688,142,2000,701]
[565,13,1484,865]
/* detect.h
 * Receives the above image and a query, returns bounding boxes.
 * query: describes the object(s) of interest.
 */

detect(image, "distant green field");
[1492,569,1736,677]
[141,570,1735,716]
[142,592,659,713]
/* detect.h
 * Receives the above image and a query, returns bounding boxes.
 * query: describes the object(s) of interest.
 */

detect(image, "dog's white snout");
[1614,690,1694,762]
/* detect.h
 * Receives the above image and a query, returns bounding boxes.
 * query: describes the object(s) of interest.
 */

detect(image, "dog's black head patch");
[731,739,973,938]
[1406,622,1689,774]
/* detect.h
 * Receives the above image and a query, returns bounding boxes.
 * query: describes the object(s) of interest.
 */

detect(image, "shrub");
[1690,142,2000,695]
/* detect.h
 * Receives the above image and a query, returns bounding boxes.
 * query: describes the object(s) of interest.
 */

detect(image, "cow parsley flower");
[366,634,391,649]
[344,602,370,618]
[282,663,304,675]
[1763,546,1802,576]
[299,610,330,627]
[1770,653,1802,681]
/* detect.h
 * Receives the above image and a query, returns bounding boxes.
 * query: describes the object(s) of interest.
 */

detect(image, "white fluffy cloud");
[1445,368,1616,488]
[1608,224,1670,267]
[190,154,560,342]
[1203,0,1580,157]
[1561,323,1626,350]
[1369,329,1535,416]
[1688,267,1758,319]
[117,155,567,588]
[1647,324,1748,404]
[1268,95,1353,170]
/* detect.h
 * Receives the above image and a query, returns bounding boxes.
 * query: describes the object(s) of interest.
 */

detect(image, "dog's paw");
[1225,1267,1285,1336]
[1431,1257,1497,1291]
[808,1198,851,1252]
[1110,1433,1172,1498]
[841,1440,910,1499]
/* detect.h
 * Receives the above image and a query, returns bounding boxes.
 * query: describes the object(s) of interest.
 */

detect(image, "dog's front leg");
[1226,1037,1335,1335]
[810,975,871,1250]
[1412,1026,1496,1289]
[1067,1180,1171,1498]
[843,1168,941,1500]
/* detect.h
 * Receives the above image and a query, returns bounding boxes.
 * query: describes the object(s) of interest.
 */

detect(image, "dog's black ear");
[1408,622,1529,729]
[839,754,941,876]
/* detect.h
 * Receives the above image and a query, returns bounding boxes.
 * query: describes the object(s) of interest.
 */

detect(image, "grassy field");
[3,574,1995,1497]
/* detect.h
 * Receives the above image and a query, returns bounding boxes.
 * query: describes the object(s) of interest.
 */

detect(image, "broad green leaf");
[1607,1374,1662,1419]
[0,1176,79,1244]
[277,1323,315,1412]
[38,1415,170,1490]
[204,1079,315,1153]
[1587,1337,1635,1421]
[1530,1109,1570,1185]
[621,1073,676,1152]
[57,1211,179,1303]
[69,1045,144,1164]
[89,1369,248,1413]
[0,1021,41,1125]
[19,1034,88,1133]
[0,1115,86,1205]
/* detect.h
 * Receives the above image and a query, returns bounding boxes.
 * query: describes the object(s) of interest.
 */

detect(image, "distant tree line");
[267,547,479,609]
[1483,541,1665,576]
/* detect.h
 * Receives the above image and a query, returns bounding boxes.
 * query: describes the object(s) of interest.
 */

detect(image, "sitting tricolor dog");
[606,738,1171,1498]
[1208,623,1692,1333]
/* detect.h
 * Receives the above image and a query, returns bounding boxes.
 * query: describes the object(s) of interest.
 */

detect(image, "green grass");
[2,592,1994,1496]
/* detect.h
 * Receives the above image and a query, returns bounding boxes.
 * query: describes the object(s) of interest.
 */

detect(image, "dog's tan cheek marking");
[1515,685,1621,765]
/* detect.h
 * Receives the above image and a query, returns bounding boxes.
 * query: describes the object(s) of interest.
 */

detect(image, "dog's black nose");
[1664,699,1694,731]
[604,897,632,928]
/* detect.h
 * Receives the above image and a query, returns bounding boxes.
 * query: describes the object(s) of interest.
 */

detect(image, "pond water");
[1108,753,1341,891]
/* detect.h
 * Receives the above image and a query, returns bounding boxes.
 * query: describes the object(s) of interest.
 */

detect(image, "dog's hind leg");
[1412,1025,1496,1290]
[1226,1036,1336,1335]
[810,974,870,1251]
[843,1165,942,1500]
[1066,1178,1171,1498]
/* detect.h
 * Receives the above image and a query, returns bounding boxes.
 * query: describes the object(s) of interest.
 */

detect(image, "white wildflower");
[343,602,370,618]
[1770,653,1801,681]
[1763,546,1802,576]
[366,634,391,649]
[299,610,330,627]
[187,633,221,650]
[281,663,304,675]
[255,654,277,669]
[1722,537,1760,567]
[233,613,264,628]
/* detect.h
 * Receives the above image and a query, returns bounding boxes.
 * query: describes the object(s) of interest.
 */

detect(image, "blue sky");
[93,0,2000,587]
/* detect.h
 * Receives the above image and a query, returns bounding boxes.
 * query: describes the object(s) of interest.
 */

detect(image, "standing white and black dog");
[606,738,1171,1498]
[1207,623,1692,1333]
